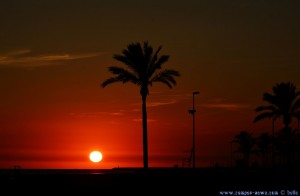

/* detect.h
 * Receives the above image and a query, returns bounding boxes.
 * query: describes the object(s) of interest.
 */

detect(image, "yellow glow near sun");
[89,151,103,163]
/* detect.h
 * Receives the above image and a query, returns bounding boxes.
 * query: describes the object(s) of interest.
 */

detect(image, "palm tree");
[101,41,180,169]
[254,81,300,130]
[232,131,257,168]
[253,81,300,166]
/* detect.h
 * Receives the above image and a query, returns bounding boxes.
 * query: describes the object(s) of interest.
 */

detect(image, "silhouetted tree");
[253,81,300,166]
[101,41,180,169]
[254,81,300,132]
[232,131,257,168]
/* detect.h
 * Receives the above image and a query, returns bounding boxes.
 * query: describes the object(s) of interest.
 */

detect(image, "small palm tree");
[101,41,180,169]
[232,131,256,168]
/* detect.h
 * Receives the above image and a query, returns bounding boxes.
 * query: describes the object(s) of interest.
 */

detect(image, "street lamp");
[188,91,200,168]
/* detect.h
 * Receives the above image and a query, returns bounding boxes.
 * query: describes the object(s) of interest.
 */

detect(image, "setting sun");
[89,151,103,163]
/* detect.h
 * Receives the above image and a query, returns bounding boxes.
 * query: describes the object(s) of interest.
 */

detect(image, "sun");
[89,151,103,163]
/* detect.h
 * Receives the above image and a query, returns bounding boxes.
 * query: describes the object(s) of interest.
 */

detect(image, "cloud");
[5,49,31,56]
[69,111,124,117]
[129,98,177,109]
[147,99,177,107]
[130,108,140,112]
[201,103,249,111]
[0,49,106,67]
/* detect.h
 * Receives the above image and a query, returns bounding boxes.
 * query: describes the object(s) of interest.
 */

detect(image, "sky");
[0,0,300,169]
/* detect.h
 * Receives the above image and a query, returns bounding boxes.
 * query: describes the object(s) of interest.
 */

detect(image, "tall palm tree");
[232,131,257,168]
[101,41,180,169]
[254,81,300,130]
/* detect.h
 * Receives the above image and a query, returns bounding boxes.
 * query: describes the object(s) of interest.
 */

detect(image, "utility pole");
[188,91,199,168]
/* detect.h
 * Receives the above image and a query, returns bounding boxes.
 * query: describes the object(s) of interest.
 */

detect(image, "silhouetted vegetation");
[101,41,180,169]
[232,131,257,168]
[232,81,300,168]
[254,81,300,131]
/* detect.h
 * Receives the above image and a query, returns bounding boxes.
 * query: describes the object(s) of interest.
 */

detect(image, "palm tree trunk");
[142,94,148,169]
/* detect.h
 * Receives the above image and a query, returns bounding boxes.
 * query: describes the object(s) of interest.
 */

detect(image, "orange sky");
[0,0,300,169]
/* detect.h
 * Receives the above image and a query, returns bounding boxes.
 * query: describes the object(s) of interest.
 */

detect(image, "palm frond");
[126,42,144,67]
[255,105,276,112]
[143,41,153,64]
[151,46,162,64]
[114,52,141,76]
[101,78,119,88]
[113,55,132,67]
[155,55,169,69]
[291,99,300,114]
[101,66,140,87]
[150,69,180,88]
[151,77,173,88]
[253,112,274,123]
[115,74,140,85]
[108,66,130,75]
[147,46,163,77]
[262,93,277,105]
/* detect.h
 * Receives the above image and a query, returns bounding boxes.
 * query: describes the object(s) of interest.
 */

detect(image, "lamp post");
[189,91,199,168]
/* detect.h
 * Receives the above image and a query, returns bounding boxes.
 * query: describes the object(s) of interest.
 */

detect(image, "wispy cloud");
[130,108,140,112]
[130,99,177,109]
[69,111,124,117]
[0,49,106,67]
[5,49,31,56]
[200,103,249,111]
[147,99,177,107]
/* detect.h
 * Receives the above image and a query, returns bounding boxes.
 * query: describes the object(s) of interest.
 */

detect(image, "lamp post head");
[193,91,200,95]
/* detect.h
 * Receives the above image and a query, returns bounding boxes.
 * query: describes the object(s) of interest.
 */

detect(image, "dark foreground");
[1,167,300,195]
